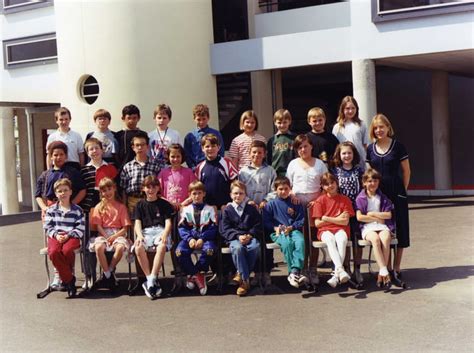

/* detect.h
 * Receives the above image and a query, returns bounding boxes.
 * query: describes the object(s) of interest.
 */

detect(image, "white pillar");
[431,71,452,190]
[352,59,377,127]
[0,108,20,214]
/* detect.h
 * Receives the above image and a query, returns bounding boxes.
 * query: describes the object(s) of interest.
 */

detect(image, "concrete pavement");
[0,196,473,352]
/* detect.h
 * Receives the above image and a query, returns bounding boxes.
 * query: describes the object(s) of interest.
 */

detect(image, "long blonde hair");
[96,177,118,215]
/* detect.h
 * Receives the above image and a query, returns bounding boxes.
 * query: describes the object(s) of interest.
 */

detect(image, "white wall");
[54,0,218,137]
[211,0,473,74]
[0,5,60,103]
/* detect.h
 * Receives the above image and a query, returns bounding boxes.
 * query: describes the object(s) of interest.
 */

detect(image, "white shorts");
[361,223,390,239]
[137,226,172,251]
[88,228,131,252]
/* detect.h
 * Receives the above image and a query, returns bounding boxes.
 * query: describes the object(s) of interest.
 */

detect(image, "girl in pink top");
[158,144,196,209]
[228,110,266,170]
[90,177,131,287]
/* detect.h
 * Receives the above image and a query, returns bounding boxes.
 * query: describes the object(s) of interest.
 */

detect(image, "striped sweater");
[43,203,85,239]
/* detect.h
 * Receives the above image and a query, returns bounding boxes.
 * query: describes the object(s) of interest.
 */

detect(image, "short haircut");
[122,104,140,118]
[93,109,111,121]
[193,104,209,118]
[337,96,361,127]
[320,172,338,186]
[293,134,312,151]
[307,107,326,122]
[362,168,382,184]
[55,107,71,121]
[84,137,103,152]
[98,177,116,190]
[142,175,160,188]
[273,109,292,122]
[200,133,219,147]
[331,141,360,168]
[369,114,395,141]
[53,178,72,192]
[48,141,68,155]
[250,140,266,151]
[131,131,149,145]
[167,143,186,164]
[230,180,247,194]
[189,180,206,193]
[154,104,172,119]
[240,110,259,131]
[274,176,291,190]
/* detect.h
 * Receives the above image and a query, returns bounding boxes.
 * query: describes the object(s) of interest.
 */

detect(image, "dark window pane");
[380,0,464,12]
[7,39,57,63]
[83,84,99,96]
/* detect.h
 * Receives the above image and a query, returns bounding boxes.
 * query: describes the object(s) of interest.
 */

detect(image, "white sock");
[379,267,389,276]
[147,274,156,287]
[104,271,111,278]
[109,266,115,273]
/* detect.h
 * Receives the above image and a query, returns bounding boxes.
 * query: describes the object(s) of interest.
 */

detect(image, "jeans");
[229,238,260,281]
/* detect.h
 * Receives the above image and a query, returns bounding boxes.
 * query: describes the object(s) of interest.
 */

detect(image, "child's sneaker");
[327,272,339,288]
[262,272,272,286]
[236,280,250,296]
[338,269,350,284]
[231,272,242,286]
[287,273,300,288]
[66,276,77,298]
[142,282,156,299]
[250,272,261,286]
[151,281,162,297]
[194,273,207,295]
[297,273,308,284]
[51,274,64,291]
[186,275,196,290]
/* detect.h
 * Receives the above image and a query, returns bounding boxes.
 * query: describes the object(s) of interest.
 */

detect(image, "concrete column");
[17,109,33,208]
[431,71,452,190]
[352,59,377,127]
[0,108,20,214]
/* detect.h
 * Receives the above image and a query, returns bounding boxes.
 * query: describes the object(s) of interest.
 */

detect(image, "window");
[79,75,100,105]
[1,0,53,14]
[372,0,474,22]
[3,33,57,69]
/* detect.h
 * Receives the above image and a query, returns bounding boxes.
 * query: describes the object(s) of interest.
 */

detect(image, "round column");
[352,59,377,127]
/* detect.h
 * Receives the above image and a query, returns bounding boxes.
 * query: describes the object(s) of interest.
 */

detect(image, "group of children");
[37,95,411,299]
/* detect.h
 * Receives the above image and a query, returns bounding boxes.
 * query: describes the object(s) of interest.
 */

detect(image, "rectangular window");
[372,0,474,22]
[1,0,53,14]
[3,33,57,69]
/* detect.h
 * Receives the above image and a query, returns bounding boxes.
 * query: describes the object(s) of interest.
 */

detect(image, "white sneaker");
[338,269,350,284]
[262,273,272,286]
[287,273,300,288]
[327,272,339,288]
[298,273,308,284]
[186,276,195,290]
[50,274,64,291]
[250,272,261,286]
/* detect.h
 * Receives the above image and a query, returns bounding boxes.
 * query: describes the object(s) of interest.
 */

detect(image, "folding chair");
[37,233,84,299]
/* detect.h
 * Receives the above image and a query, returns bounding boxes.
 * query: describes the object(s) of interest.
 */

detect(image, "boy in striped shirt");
[43,178,85,297]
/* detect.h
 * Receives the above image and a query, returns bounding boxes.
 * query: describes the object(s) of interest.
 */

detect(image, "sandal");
[376,274,384,288]
[383,275,392,289]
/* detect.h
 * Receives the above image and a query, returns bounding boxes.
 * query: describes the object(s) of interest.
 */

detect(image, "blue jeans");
[229,238,260,281]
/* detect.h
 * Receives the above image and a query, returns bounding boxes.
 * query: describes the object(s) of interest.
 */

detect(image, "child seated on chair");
[133,176,175,300]
[90,178,131,290]
[43,178,85,297]
[312,173,354,288]
[176,181,218,296]
[355,168,395,289]
[263,176,307,288]
[221,181,261,296]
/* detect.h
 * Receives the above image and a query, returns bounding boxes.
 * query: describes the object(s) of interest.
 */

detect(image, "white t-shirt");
[362,194,389,236]
[46,129,84,163]
[286,158,328,194]
[148,127,182,161]
[332,120,369,168]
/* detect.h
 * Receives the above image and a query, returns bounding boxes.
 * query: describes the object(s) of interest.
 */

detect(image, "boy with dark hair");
[46,107,85,170]
[263,176,307,288]
[115,104,145,170]
[184,104,225,169]
[134,176,175,299]
[266,109,296,177]
[120,131,161,215]
[85,109,118,165]
[43,178,85,297]
[176,180,218,296]
[195,133,238,209]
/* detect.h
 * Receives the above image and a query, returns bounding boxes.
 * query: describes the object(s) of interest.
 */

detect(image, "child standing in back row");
[228,110,266,170]
[306,107,339,165]
[332,96,369,169]
[115,104,145,170]
[267,109,296,177]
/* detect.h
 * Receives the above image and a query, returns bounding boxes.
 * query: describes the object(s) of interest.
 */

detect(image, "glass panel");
[7,38,57,64]
[4,0,46,8]
[379,0,468,13]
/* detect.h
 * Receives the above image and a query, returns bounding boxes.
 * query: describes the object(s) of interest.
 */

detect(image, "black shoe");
[390,271,406,288]
[152,281,163,297]
[142,282,156,300]
[67,276,77,297]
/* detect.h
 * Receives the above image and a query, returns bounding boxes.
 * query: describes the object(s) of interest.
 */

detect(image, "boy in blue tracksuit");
[176,181,218,296]
[263,176,307,288]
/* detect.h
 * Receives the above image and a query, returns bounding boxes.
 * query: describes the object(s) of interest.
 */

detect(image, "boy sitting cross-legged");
[133,176,175,300]
[176,181,218,295]
[221,180,261,296]
[43,178,85,298]
[263,176,307,288]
